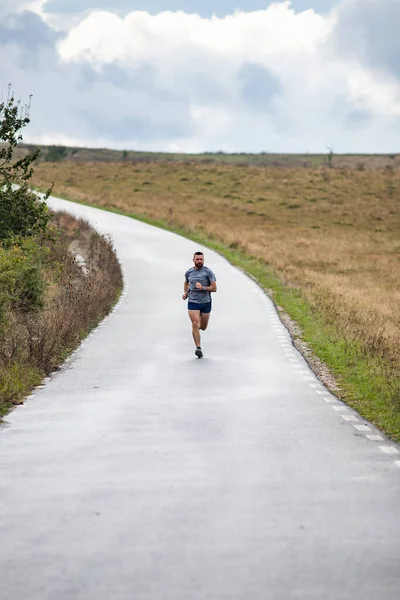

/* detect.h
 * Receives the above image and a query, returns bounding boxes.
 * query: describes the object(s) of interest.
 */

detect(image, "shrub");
[0,238,46,325]
[0,184,50,241]
[45,146,68,162]
[0,86,52,242]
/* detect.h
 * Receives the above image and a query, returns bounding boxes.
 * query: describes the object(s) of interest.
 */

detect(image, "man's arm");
[203,281,217,293]
[182,280,189,300]
[208,269,217,292]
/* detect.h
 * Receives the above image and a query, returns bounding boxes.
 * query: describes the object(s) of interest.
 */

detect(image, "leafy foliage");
[0,85,52,242]
[0,238,47,323]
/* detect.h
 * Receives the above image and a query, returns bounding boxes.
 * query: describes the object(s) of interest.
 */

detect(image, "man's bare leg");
[200,313,211,331]
[189,310,201,347]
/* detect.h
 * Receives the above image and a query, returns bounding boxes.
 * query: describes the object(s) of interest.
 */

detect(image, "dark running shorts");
[188,301,212,313]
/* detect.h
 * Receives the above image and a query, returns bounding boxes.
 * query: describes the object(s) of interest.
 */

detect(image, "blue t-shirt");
[185,265,216,304]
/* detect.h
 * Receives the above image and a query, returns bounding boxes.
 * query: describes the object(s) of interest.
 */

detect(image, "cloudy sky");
[1,0,399,153]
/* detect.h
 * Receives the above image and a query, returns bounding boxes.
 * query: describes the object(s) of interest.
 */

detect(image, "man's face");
[193,254,204,268]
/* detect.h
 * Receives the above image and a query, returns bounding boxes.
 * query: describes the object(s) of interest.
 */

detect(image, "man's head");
[193,251,204,269]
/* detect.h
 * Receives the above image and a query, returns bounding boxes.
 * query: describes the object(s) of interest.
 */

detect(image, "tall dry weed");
[0,211,122,410]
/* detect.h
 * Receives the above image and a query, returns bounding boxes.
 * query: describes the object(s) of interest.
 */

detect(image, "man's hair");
[194,251,204,257]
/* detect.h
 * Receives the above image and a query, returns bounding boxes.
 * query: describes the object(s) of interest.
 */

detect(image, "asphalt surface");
[1,196,400,600]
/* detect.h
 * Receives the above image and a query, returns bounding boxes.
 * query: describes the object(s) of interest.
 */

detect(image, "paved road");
[1,196,400,600]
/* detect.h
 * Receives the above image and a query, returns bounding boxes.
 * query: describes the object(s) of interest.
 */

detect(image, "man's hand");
[182,292,189,300]
[195,282,203,290]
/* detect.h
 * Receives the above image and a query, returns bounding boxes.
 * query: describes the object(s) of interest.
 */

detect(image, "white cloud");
[0,0,25,16]
[1,0,399,152]
[58,3,330,67]
[0,0,47,16]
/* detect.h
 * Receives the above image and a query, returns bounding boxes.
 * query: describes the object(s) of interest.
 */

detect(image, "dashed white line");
[341,415,359,422]
[379,446,400,455]
[333,406,348,412]
[353,424,372,432]
[366,434,384,442]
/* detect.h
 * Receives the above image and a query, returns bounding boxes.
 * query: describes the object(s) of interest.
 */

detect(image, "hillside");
[30,152,400,439]
[16,143,400,170]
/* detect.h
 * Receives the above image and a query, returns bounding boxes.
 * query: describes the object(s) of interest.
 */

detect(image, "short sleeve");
[208,269,216,283]
[185,270,190,282]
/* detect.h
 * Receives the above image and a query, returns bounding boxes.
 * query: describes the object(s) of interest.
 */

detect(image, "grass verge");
[34,187,400,442]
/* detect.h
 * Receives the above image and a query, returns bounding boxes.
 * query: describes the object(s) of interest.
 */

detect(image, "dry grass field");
[18,143,400,170]
[31,158,400,434]
[32,162,399,351]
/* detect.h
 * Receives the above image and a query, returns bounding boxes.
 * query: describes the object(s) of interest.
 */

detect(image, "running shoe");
[195,347,203,359]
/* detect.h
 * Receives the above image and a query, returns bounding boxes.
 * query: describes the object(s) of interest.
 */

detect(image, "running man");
[182,252,217,358]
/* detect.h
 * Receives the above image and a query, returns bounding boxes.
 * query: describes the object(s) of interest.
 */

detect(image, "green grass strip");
[0,363,43,417]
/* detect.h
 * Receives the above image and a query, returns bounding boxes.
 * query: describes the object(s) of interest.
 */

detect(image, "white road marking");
[316,390,324,395]
[379,446,400,455]
[342,415,359,422]
[366,434,384,442]
[353,424,372,432]
[333,406,348,412]
[395,461,400,468]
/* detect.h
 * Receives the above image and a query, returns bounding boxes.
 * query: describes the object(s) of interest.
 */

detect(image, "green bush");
[0,86,51,242]
[0,184,50,241]
[0,238,46,325]
[45,145,68,162]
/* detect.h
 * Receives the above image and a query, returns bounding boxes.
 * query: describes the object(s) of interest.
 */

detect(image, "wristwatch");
[202,286,207,291]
